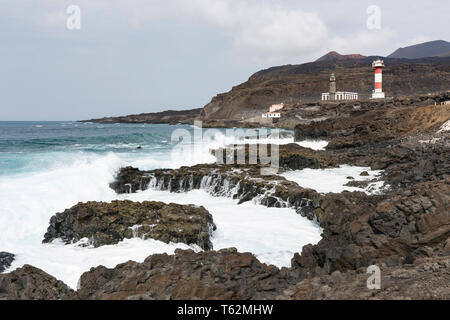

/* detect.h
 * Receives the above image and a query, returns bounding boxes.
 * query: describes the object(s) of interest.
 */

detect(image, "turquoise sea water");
[0,121,323,288]
[0,121,291,176]
[0,121,195,176]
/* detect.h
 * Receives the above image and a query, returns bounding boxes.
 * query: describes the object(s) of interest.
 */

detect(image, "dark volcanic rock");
[213,143,338,170]
[104,102,449,300]
[344,180,371,189]
[328,137,450,190]
[0,252,15,273]
[0,265,72,300]
[73,248,289,300]
[380,139,450,189]
[279,144,337,170]
[289,255,450,300]
[43,201,216,250]
[4,251,449,300]
[293,98,450,189]
[109,165,449,283]
[370,176,450,246]
[109,166,450,279]
[291,176,450,280]
[110,166,150,194]
[4,177,450,300]
[295,97,450,146]
[110,164,322,210]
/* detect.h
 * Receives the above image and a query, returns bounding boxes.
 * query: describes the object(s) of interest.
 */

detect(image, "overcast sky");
[0,0,449,121]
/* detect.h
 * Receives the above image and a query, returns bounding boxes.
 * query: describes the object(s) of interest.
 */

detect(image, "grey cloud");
[0,0,448,120]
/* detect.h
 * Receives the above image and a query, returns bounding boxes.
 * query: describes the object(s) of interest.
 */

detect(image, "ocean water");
[0,121,323,288]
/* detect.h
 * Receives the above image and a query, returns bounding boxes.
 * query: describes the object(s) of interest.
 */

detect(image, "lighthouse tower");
[372,59,385,99]
[329,73,336,101]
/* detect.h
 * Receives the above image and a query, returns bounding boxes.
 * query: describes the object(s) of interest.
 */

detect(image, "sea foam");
[281,165,385,194]
[1,138,322,289]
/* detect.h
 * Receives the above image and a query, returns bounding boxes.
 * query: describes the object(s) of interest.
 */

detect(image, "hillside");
[82,108,202,124]
[388,40,450,59]
[199,56,450,121]
[316,51,366,62]
[84,50,450,126]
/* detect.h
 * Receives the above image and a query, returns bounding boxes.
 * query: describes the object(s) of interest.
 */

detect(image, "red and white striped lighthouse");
[371,59,385,99]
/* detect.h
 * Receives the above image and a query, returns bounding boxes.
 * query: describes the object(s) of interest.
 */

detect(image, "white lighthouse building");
[262,103,284,119]
[321,73,358,101]
[372,59,385,99]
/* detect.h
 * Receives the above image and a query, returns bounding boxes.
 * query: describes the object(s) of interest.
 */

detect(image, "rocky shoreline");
[82,93,450,131]
[1,93,449,300]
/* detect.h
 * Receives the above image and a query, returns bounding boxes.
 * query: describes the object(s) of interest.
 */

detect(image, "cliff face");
[199,57,450,121]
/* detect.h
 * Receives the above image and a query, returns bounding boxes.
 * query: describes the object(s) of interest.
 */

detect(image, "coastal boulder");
[0,252,15,273]
[0,265,72,300]
[74,248,289,300]
[43,200,216,250]
[109,166,152,194]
